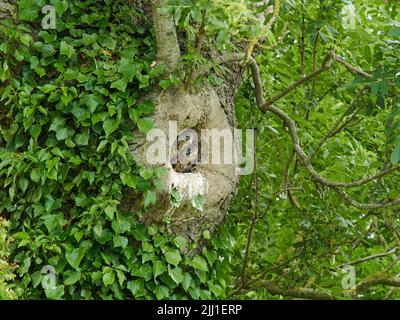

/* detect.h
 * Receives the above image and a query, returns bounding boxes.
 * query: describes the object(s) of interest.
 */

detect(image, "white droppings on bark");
[168,170,207,199]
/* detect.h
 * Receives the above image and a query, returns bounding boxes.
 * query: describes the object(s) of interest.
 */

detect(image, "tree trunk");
[125,0,245,241]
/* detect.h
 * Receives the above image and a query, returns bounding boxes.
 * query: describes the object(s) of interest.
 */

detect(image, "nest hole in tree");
[170,128,201,174]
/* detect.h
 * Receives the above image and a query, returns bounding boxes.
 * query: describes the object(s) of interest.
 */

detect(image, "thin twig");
[337,247,398,269]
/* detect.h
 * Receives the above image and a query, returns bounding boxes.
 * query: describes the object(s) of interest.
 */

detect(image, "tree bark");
[125,1,245,241]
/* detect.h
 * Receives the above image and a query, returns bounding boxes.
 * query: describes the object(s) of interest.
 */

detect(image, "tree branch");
[238,280,334,300]
[357,277,400,293]
[337,247,398,269]
[311,89,365,159]
[261,52,372,108]
[262,65,330,111]
[150,0,181,72]
[245,53,400,210]
[332,54,372,78]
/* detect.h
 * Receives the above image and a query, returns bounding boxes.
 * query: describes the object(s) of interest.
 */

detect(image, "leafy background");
[0,0,400,299]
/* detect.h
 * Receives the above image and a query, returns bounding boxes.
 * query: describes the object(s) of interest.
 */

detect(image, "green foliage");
[229,0,400,299]
[0,0,232,299]
[1,0,400,301]
[0,217,16,299]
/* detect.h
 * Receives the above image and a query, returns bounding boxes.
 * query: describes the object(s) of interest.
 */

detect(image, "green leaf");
[142,241,154,252]
[96,140,108,152]
[192,256,208,272]
[159,79,170,90]
[75,131,89,146]
[132,263,152,281]
[30,168,41,183]
[55,1,68,16]
[45,285,65,300]
[111,79,127,92]
[137,118,154,134]
[165,249,182,266]
[18,177,29,193]
[173,236,187,250]
[203,230,211,240]
[42,214,65,233]
[153,260,167,279]
[64,272,81,286]
[192,195,205,211]
[148,224,158,236]
[38,84,57,93]
[65,247,85,269]
[127,280,145,296]
[103,118,120,138]
[19,0,40,21]
[120,172,137,189]
[113,235,128,249]
[104,205,115,220]
[111,219,131,234]
[388,27,400,37]
[102,271,115,286]
[82,33,97,46]
[169,266,183,285]
[139,167,153,180]
[31,187,43,202]
[144,190,156,208]
[390,144,400,164]
[132,226,148,241]
[155,285,169,299]
[60,41,75,58]
[182,273,192,291]
[84,94,99,113]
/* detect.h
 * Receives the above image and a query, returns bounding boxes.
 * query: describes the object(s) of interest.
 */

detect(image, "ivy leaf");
[148,224,158,236]
[192,195,205,211]
[120,172,137,189]
[60,41,75,58]
[64,271,81,286]
[153,260,167,279]
[42,214,65,233]
[104,205,116,220]
[45,285,65,300]
[137,118,154,134]
[30,168,41,183]
[139,167,153,180]
[96,140,108,153]
[113,235,128,249]
[84,94,99,113]
[169,266,184,285]
[111,79,127,92]
[75,131,89,146]
[102,271,115,286]
[103,118,120,138]
[173,236,187,250]
[192,256,208,272]
[155,285,169,299]
[55,1,68,16]
[65,247,85,269]
[82,33,97,45]
[144,190,156,208]
[182,273,192,291]
[18,0,40,21]
[203,230,211,240]
[165,249,182,266]
[127,280,145,296]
